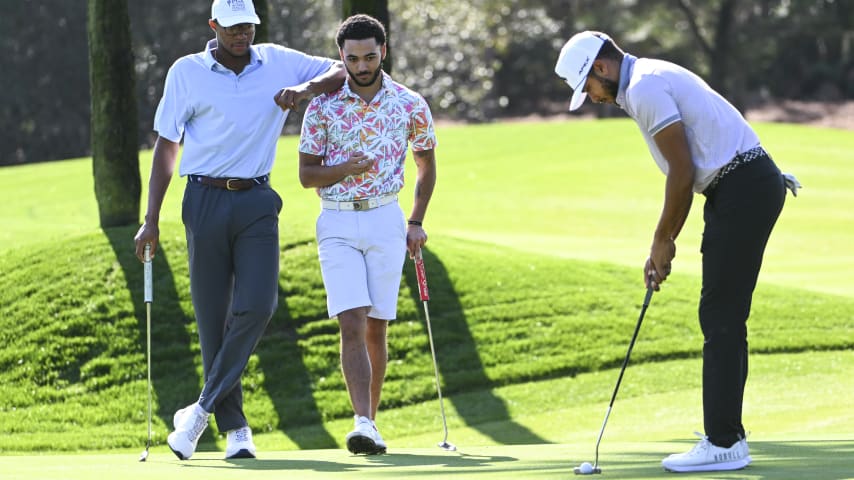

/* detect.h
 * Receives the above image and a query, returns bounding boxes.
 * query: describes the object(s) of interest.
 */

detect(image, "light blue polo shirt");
[154,39,334,178]
[616,55,760,193]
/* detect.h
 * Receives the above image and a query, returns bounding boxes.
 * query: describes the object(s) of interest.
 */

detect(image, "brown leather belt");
[187,174,269,191]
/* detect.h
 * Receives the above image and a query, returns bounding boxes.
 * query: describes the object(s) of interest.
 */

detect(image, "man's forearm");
[144,137,179,224]
[656,170,693,242]
[299,163,350,189]
[409,150,437,222]
[306,62,346,95]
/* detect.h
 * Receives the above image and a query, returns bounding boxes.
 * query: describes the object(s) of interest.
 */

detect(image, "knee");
[366,318,387,343]
[338,308,368,343]
[249,298,278,322]
[701,322,748,347]
[699,300,750,339]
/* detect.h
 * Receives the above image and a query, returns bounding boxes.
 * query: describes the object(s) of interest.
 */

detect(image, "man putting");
[555,31,799,473]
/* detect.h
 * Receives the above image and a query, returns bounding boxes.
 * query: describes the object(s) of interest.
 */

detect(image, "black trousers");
[699,152,785,448]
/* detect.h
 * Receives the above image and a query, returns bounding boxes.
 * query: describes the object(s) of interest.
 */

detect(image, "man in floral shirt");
[298,14,437,455]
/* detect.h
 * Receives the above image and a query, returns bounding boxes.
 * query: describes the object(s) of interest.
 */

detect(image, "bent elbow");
[298,173,312,189]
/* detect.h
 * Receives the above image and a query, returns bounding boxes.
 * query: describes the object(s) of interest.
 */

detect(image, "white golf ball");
[579,462,594,474]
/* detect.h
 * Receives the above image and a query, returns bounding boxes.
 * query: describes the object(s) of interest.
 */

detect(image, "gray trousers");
[700,153,785,448]
[182,180,282,432]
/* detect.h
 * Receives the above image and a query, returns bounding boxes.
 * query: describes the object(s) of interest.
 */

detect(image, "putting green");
[2,439,852,480]
[3,352,852,479]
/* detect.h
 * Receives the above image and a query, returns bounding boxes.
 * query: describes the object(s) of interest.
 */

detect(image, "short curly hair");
[336,14,386,49]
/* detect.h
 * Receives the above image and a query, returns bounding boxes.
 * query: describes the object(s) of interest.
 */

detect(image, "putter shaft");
[591,286,653,469]
[421,298,450,445]
[414,251,455,451]
[141,245,153,461]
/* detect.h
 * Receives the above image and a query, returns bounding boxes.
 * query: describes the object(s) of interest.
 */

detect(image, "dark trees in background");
[3,0,853,166]
[254,0,270,43]
[342,0,392,74]
[87,0,140,227]
[2,1,90,166]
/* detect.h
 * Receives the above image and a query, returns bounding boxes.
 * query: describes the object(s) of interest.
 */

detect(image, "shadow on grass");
[104,225,215,447]
[403,248,548,446]
[201,452,519,472]
[181,439,854,478]
[255,280,336,448]
[110,226,338,449]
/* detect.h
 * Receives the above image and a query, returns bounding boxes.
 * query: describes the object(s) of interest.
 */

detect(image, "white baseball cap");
[555,31,609,111]
[211,0,260,27]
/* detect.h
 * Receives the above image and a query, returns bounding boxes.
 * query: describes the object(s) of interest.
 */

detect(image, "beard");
[347,64,383,87]
[589,71,620,102]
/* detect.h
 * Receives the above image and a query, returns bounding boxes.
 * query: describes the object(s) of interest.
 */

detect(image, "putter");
[574,284,654,475]
[413,249,456,452]
[139,244,154,462]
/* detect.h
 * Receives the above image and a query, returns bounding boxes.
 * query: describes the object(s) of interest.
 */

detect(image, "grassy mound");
[1,226,851,451]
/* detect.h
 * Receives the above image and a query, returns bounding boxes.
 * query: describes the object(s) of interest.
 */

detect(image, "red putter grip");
[414,257,430,301]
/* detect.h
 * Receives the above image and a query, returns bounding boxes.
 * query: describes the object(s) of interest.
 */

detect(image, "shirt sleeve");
[408,95,437,151]
[152,61,191,142]
[293,50,336,85]
[299,97,328,156]
[629,75,681,136]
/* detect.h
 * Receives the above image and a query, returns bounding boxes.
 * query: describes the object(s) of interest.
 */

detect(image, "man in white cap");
[555,31,799,473]
[134,0,345,460]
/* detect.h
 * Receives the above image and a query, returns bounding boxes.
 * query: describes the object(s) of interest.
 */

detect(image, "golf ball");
[579,462,594,474]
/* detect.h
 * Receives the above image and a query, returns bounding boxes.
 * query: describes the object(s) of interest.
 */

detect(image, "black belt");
[703,146,766,195]
[187,174,269,191]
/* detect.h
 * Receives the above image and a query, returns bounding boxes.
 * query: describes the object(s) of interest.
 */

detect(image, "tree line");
[4,0,852,168]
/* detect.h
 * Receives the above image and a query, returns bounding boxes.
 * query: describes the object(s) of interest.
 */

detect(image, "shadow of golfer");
[403,247,547,445]
[255,279,337,448]
[104,226,209,447]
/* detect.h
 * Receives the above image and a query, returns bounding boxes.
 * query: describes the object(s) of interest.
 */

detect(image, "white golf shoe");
[371,420,387,453]
[345,415,383,455]
[226,426,257,459]
[172,404,192,429]
[167,403,209,460]
[662,432,751,472]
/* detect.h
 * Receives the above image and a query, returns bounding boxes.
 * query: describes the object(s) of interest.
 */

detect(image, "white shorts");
[316,202,407,319]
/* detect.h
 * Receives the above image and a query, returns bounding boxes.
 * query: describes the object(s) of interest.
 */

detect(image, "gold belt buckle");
[226,179,241,191]
[352,199,366,210]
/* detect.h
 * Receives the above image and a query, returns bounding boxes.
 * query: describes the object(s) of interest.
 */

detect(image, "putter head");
[439,441,457,451]
[139,449,149,462]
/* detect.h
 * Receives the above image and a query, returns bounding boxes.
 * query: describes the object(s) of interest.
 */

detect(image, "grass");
[2,228,851,451]
[0,119,852,477]
[2,120,852,297]
[1,351,853,479]
[1,352,852,478]
[2,441,853,480]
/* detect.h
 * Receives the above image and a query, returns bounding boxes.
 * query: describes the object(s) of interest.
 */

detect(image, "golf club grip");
[414,255,430,302]
[143,244,153,304]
